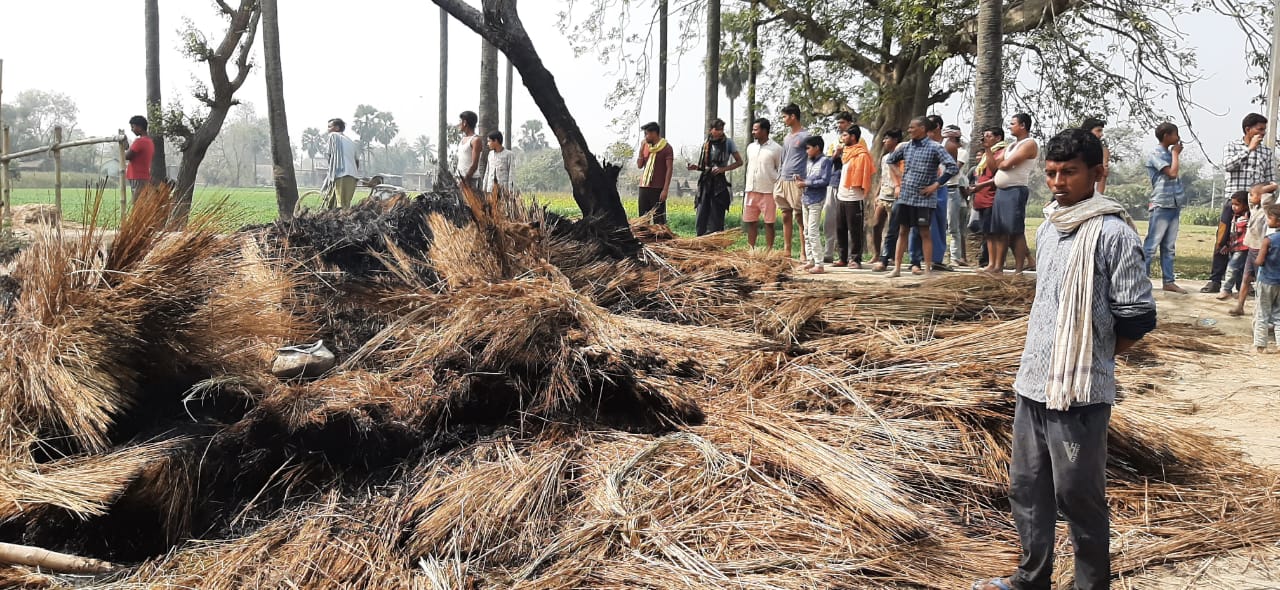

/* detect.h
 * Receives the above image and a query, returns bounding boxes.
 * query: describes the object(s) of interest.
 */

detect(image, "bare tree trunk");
[704,0,721,126]
[433,0,632,236]
[478,39,499,186]
[969,0,1003,167]
[261,0,299,220]
[746,0,757,125]
[437,8,450,187]
[658,0,668,133]
[504,56,514,145]
[145,0,167,184]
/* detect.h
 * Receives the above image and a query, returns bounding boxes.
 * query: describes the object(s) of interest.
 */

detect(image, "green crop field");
[5,186,1219,280]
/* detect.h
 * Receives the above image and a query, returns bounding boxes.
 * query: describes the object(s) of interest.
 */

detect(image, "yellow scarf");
[642,138,669,186]
[975,140,1009,175]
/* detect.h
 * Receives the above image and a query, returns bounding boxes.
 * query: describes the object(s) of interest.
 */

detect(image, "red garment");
[1228,213,1250,252]
[126,136,155,180]
[973,166,997,209]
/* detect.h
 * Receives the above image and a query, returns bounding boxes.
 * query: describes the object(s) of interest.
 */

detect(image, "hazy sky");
[0,1,1268,166]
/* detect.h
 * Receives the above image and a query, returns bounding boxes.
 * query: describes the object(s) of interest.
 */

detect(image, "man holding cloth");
[687,118,743,235]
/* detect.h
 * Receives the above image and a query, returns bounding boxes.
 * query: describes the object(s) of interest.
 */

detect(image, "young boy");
[797,135,832,273]
[485,131,515,194]
[974,128,1156,590]
[776,104,811,259]
[1232,182,1278,316]
[1254,204,1280,352]
[1218,192,1252,300]
[871,129,903,269]
[883,116,958,278]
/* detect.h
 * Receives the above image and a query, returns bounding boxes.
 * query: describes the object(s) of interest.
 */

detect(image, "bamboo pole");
[0,541,115,575]
[2,126,10,234]
[118,130,129,220]
[0,135,128,163]
[53,126,63,238]
[1267,0,1280,149]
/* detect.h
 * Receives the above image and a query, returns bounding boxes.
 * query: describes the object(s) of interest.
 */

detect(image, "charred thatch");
[0,182,1276,589]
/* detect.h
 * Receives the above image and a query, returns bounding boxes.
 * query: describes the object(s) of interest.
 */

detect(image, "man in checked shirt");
[1202,113,1279,293]
[884,116,959,278]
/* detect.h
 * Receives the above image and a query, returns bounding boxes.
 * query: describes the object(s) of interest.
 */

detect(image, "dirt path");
[799,264,1280,587]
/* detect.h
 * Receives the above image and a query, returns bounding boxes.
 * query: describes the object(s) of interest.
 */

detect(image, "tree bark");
[437,8,450,187]
[504,55,514,146]
[658,0,668,133]
[969,0,1003,167]
[171,0,260,227]
[261,0,300,220]
[746,0,757,126]
[704,0,721,126]
[478,39,499,187]
[432,0,631,234]
[145,0,167,184]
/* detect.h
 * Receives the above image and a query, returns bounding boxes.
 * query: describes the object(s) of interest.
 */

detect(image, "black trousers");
[638,187,667,225]
[835,200,865,263]
[695,183,730,236]
[1011,397,1112,590]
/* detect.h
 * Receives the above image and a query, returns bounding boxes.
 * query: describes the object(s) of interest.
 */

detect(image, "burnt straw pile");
[0,185,1273,589]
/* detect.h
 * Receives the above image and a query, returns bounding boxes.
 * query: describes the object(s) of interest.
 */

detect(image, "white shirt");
[455,133,478,179]
[995,137,1037,188]
[486,148,515,192]
[325,132,359,182]
[837,186,866,202]
[745,139,783,193]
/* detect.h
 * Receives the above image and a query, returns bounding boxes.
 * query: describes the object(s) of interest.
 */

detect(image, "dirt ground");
[803,264,1280,589]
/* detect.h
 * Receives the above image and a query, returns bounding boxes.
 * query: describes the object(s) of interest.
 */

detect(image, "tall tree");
[437,8,450,185]
[746,0,758,126]
[163,0,261,225]
[260,0,299,220]
[300,127,324,169]
[433,0,631,234]
[704,0,721,126]
[144,0,167,184]
[658,0,668,133]
[968,0,1003,167]
[504,56,515,146]
[518,119,549,152]
[413,135,436,170]
[477,39,500,186]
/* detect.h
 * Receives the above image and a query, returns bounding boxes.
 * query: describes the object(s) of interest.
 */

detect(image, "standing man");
[485,131,515,194]
[455,111,483,192]
[833,125,875,268]
[884,116,958,278]
[123,115,155,203]
[973,128,1156,590]
[1204,113,1278,292]
[743,118,783,249]
[776,104,811,260]
[986,113,1038,274]
[1144,122,1190,294]
[636,121,675,225]
[870,129,903,270]
[688,118,743,235]
[1082,117,1110,193]
[823,112,857,262]
[943,124,971,266]
[323,118,360,209]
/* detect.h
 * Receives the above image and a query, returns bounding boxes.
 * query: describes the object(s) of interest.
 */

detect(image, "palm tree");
[704,0,721,126]
[719,31,748,142]
[413,135,436,170]
[145,0,166,183]
[437,8,450,185]
[375,112,399,153]
[261,0,299,219]
[301,127,323,169]
[969,0,1003,167]
[658,0,668,133]
[478,39,500,184]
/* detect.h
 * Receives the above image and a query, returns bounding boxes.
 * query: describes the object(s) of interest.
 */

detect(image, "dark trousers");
[695,202,727,235]
[1011,397,1112,590]
[638,187,667,225]
[880,201,925,267]
[1209,250,1229,283]
[835,200,865,263]
[695,184,730,236]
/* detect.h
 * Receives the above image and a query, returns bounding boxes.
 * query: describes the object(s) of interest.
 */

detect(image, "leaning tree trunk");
[658,0,668,133]
[704,0,721,126]
[437,8,450,187]
[969,0,1003,167]
[432,0,631,234]
[477,39,500,186]
[145,0,167,184]
[261,0,300,220]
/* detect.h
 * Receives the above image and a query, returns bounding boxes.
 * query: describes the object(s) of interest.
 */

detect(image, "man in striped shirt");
[883,116,958,278]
